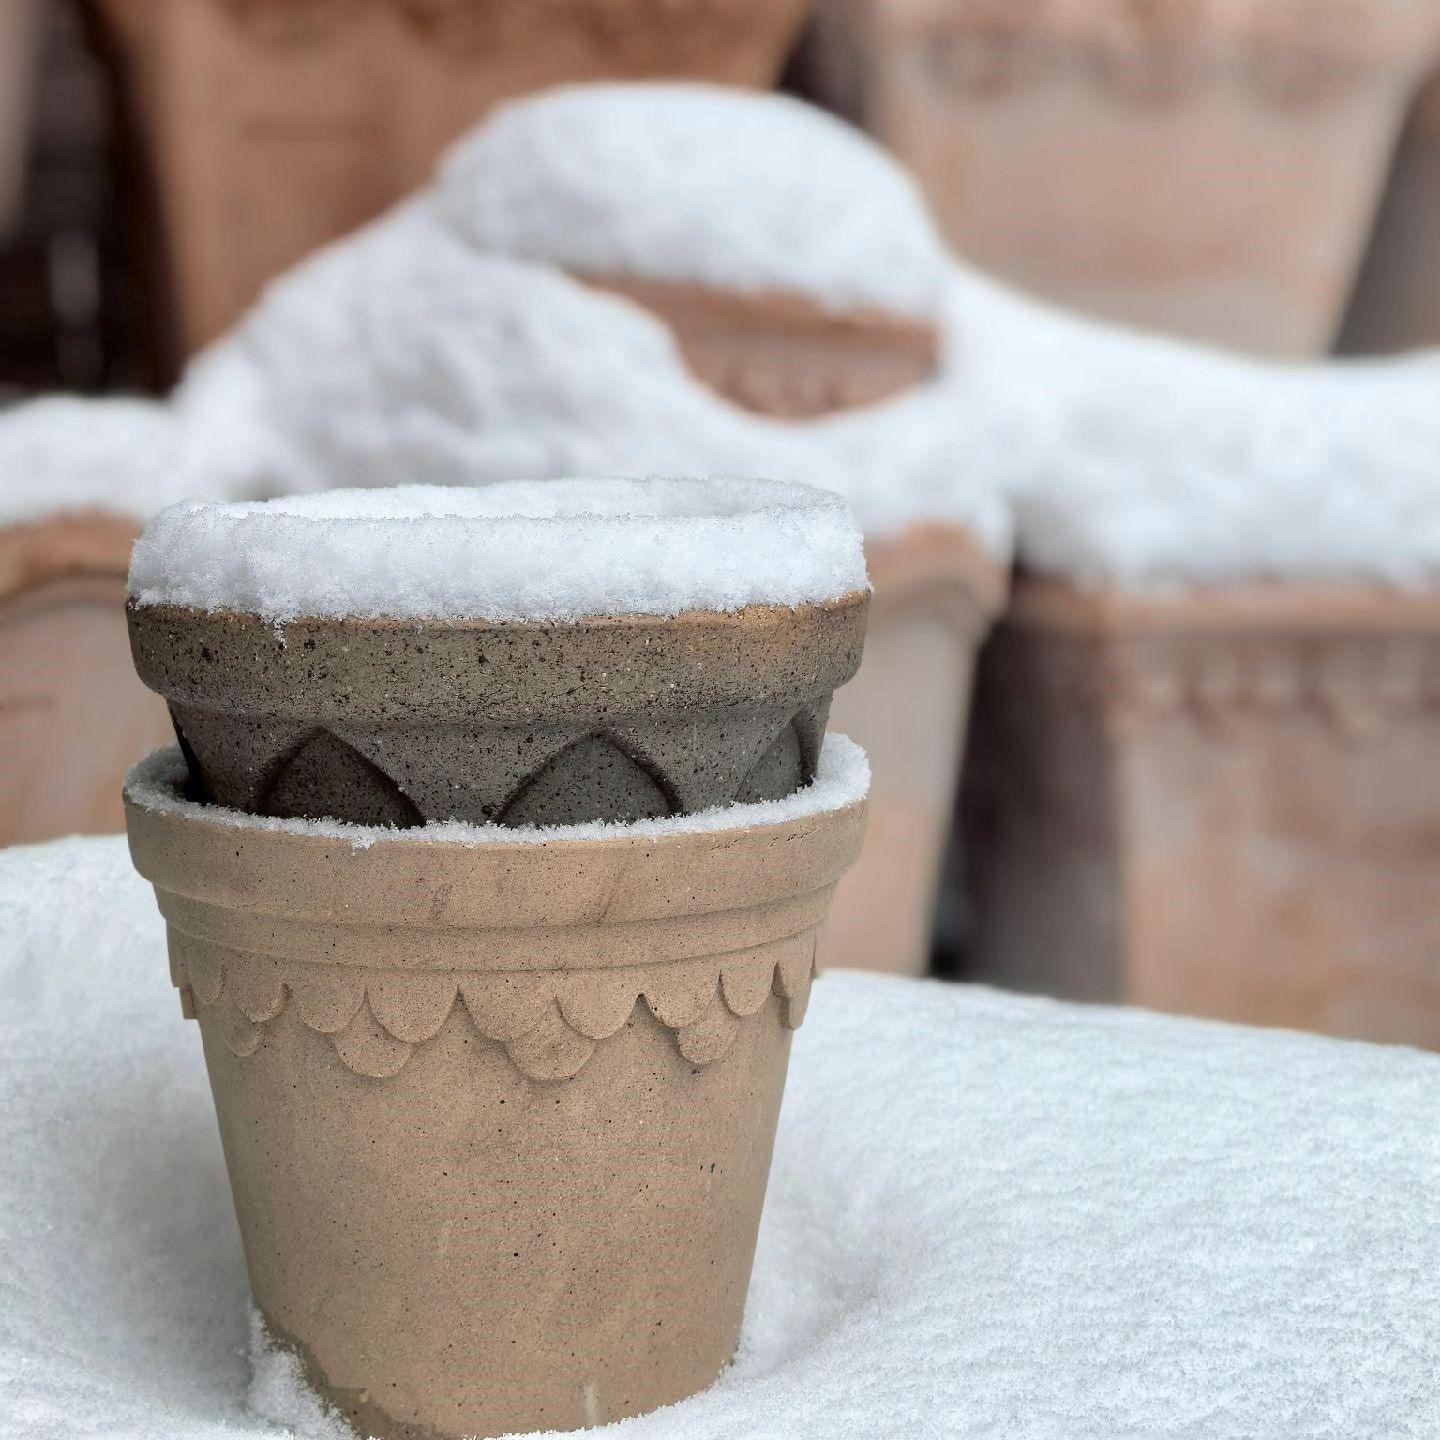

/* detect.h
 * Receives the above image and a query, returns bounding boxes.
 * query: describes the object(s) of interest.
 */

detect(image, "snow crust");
[123,734,870,849]
[6,835,1440,1439]
[126,476,866,622]
[437,84,952,320]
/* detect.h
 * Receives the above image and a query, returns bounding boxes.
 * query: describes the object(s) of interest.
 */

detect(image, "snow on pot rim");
[126,476,869,623]
[436,84,951,323]
[435,86,949,417]
[125,480,870,827]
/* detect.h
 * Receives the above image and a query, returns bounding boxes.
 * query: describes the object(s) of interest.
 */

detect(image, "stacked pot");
[123,479,870,1440]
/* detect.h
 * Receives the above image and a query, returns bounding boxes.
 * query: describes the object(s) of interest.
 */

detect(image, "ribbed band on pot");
[127,593,867,826]
[124,741,868,1083]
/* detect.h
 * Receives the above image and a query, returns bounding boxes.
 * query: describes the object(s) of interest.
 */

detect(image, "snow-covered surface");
[7,835,1440,1440]
[124,734,869,850]
[437,84,952,321]
[0,398,194,526]
[943,268,1440,589]
[127,476,867,622]
[8,83,1440,582]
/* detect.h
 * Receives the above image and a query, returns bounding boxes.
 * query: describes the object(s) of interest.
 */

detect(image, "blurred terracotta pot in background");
[962,579,1440,1048]
[826,524,1006,977]
[1340,70,1440,354]
[0,513,170,845]
[93,0,813,357]
[806,0,1440,356]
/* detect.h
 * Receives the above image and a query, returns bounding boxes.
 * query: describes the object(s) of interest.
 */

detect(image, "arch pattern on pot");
[169,930,819,1082]
[167,703,831,826]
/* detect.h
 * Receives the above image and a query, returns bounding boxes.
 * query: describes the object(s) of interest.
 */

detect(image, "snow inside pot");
[124,734,867,1440]
[126,479,869,827]
[437,85,949,418]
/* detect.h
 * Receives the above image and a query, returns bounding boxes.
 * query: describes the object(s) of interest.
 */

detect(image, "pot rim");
[1008,573,1440,637]
[124,735,869,937]
[125,590,870,724]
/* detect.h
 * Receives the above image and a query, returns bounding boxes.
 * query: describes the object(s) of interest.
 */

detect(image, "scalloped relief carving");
[170,931,818,1082]
[904,0,1414,108]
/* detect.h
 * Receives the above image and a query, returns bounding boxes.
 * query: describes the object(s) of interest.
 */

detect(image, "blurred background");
[4,0,1440,1049]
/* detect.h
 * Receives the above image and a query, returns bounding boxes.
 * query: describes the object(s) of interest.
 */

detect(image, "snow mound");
[437,84,951,320]
[174,207,1010,549]
[124,733,870,850]
[6,836,1440,1439]
[126,477,868,622]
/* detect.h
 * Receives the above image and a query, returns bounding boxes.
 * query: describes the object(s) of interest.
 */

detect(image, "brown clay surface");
[0,515,170,845]
[826,524,1006,975]
[95,0,814,350]
[125,759,865,1440]
[963,574,1440,1048]
[580,274,942,418]
[832,0,1440,355]
[128,593,868,825]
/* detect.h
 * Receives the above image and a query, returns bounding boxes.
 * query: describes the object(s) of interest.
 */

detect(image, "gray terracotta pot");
[127,596,867,826]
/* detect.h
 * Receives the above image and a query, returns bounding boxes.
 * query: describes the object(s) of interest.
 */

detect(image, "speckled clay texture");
[126,595,867,826]
[124,752,867,1440]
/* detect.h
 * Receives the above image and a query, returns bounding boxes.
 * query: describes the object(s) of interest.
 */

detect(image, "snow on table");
[4,837,1439,1439]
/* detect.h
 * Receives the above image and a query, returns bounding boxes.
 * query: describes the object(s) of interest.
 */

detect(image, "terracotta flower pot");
[125,483,869,827]
[1340,70,1440,353]
[962,577,1440,1048]
[812,0,1440,356]
[124,739,867,1440]
[0,512,171,845]
[824,523,1007,975]
[581,273,942,419]
[94,0,814,353]
[0,0,38,241]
